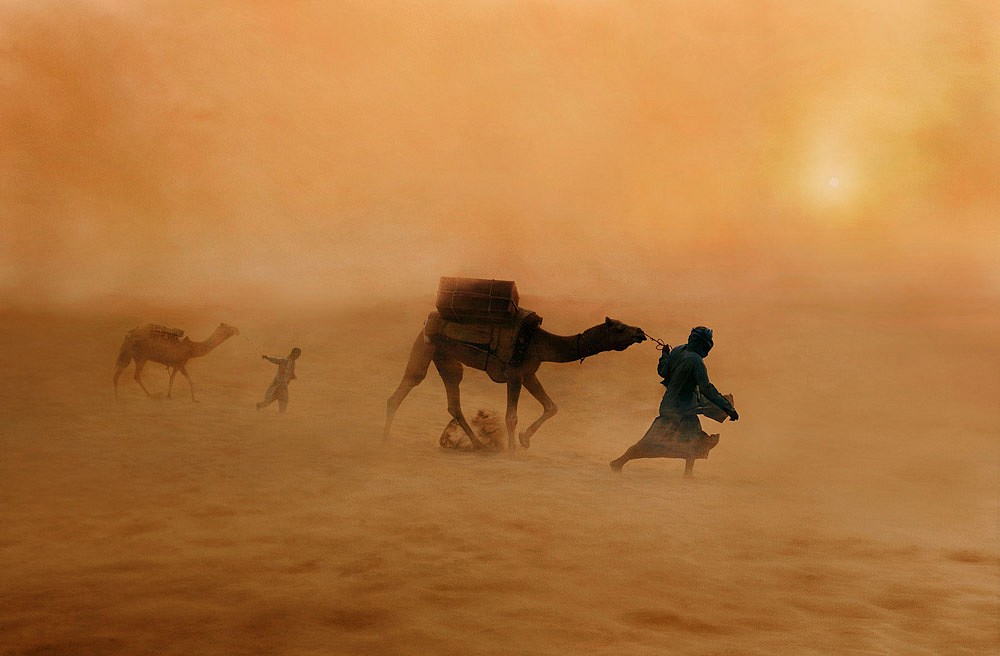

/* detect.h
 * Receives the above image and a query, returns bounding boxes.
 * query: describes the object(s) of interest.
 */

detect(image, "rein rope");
[240,333,265,357]
[642,331,670,352]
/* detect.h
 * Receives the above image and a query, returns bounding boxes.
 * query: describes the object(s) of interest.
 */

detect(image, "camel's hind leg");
[383,332,436,440]
[113,362,127,398]
[167,367,179,399]
[519,373,558,448]
[132,359,154,398]
[434,356,484,449]
[113,343,132,398]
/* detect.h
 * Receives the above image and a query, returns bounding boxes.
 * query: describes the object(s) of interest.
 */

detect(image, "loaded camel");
[384,316,646,451]
[113,323,240,401]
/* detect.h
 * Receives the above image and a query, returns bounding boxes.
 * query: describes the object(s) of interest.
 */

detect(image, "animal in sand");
[384,316,646,451]
[113,323,240,401]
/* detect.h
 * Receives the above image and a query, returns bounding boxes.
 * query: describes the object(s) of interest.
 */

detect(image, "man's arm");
[656,350,671,380]
[263,356,284,364]
[694,359,737,418]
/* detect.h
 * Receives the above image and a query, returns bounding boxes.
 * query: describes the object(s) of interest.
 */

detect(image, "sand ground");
[1,294,997,655]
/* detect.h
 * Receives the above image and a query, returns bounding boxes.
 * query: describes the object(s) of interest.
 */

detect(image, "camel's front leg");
[519,373,558,448]
[177,365,197,402]
[434,357,483,449]
[506,377,522,452]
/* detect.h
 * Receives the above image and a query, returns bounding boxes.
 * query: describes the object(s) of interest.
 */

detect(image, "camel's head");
[218,323,240,337]
[602,317,646,351]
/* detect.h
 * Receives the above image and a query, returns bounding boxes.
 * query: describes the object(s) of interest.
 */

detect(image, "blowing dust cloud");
[1,2,998,654]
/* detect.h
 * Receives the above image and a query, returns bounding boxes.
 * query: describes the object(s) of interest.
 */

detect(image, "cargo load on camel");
[149,324,184,341]
[435,277,520,325]
[132,324,185,342]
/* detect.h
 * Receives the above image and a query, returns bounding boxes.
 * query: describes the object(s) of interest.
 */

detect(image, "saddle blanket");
[423,308,542,371]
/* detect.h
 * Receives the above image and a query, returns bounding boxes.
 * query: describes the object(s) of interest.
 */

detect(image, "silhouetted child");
[256,347,301,413]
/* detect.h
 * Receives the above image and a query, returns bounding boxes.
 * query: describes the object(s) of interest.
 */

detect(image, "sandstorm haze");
[2,3,999,655]
[2,0,998,307]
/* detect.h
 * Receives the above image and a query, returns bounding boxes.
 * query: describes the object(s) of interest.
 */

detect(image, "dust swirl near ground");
[0,294,997,655]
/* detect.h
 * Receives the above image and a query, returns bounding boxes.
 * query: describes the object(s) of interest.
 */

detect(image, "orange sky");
[2,0,998,307]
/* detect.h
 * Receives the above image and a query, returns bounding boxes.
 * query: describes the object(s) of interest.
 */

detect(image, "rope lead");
[240,334,265,357]
[642,332,670,352]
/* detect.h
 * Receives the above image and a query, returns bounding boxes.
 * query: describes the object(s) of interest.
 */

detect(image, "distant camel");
[384,317,646,451]
[113,323,240,401]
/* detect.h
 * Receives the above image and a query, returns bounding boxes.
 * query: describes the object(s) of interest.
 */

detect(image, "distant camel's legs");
[505,377,522,452]
[519,373,558,448]
[434,357,484,449]
[113,363,127,398]
[177,364,197,402]
[133,359,154,397]
[113,343,132,398]
[167,367,179,399]
[383,332,435,440]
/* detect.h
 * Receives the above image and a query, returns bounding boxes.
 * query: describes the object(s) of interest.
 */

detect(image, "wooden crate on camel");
[435,277,520,325]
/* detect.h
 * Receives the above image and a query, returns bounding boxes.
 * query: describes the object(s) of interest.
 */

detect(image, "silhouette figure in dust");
[610,326,738,474]
[257,348,301,413]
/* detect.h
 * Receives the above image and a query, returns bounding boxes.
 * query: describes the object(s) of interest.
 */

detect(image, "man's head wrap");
[687,326,714,355]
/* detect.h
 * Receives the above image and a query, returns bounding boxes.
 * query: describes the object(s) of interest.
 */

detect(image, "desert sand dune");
[1,294,996,655]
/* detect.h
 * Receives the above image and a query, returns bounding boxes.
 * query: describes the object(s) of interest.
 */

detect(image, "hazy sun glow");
[794,138,862,218]
[1,0,996,305]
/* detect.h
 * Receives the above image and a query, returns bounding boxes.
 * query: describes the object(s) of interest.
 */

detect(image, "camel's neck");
[189,329,232,357]
[533,325,609,363]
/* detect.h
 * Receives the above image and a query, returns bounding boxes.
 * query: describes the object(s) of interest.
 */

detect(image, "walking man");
[610,327,738,472]
[256,347,301,413]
